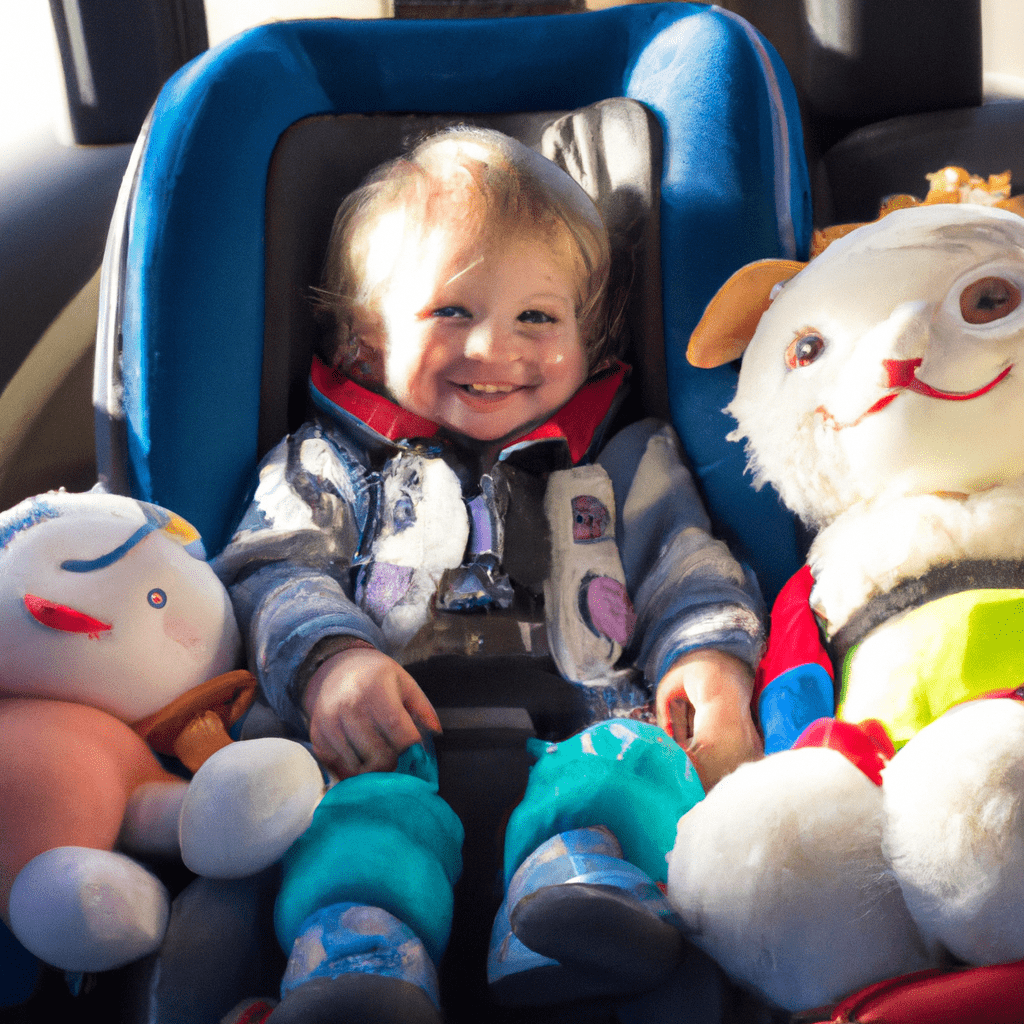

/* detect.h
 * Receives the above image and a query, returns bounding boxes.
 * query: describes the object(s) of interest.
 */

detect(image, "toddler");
[215,127,765,1023]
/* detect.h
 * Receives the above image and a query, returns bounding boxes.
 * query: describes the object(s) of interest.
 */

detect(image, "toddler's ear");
[336,312,387,385]
[687,259,805,368]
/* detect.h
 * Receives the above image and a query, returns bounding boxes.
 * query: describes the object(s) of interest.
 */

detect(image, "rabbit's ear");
[687,259,806,369]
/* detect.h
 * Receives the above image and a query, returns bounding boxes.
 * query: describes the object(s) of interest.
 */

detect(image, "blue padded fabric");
[119,3,811,601]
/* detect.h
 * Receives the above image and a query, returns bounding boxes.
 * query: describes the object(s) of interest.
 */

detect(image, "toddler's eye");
[518,310,555,325]
[785,331,826,369]
[431,306,471,319]
[960,276,1021,325]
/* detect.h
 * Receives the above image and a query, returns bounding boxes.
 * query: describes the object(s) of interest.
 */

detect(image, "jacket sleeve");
[212,421,384,734]
[597,419,766,686]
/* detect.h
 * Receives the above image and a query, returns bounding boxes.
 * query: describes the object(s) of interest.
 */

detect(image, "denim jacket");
[214,361,765,735]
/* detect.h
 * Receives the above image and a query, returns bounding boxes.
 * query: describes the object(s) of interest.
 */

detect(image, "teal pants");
[503,719,705,888]
[274,719,704,965]
[274,743,463,966]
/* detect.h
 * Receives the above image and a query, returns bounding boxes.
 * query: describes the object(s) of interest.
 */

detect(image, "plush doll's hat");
[688,167,1024,370]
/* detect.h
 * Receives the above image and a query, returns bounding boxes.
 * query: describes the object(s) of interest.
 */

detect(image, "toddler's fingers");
[668,698,695,744]
[400,676,442,737]
[656,681,692,741]
[309,721,369,780]
[342,713,405,774]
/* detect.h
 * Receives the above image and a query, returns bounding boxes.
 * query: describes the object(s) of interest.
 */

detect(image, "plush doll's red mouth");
[23,593,112,637]
[883,358,1013,400]
[817,359,1013,431]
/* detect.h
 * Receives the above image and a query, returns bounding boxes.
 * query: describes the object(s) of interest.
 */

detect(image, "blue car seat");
[86,5,811,1021]
[95,2,811,603]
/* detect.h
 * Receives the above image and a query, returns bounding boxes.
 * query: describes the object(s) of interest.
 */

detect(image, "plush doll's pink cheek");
[161,613,208,656]
[580,575,636,646]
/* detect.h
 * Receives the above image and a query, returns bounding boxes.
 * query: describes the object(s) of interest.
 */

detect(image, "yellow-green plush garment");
[838,589,1024,749]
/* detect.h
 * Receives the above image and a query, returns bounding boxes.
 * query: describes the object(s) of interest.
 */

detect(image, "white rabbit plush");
[0,491,323,974]
[667,191,1024,1013]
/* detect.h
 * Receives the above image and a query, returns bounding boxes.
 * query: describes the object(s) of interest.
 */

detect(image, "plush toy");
[666,187,1024,1013]
[0,490,324,975]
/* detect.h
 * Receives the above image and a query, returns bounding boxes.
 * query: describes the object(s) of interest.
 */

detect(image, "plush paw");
[179,737,324,878]
[667,747,934,1012]
[883,698,1024,965]
[9,846,169,972]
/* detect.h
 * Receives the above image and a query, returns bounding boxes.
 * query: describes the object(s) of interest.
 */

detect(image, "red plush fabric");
[754,564,833,699]
[792,717,895,787]
[826,958,1024,1023]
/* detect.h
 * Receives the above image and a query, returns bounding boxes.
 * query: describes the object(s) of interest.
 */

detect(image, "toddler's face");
[371,230,589,442]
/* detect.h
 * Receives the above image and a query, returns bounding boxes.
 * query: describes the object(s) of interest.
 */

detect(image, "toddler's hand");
[656,649,762,792]
[302,646,441,780]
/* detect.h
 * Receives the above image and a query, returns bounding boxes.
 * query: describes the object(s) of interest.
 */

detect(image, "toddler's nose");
[464,321,521,361]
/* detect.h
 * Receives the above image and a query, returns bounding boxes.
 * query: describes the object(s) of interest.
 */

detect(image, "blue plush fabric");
[118,3,810,601]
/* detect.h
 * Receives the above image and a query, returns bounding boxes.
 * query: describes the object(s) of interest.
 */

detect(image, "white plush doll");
[667,193,1024,1013]
[0,491,324,974]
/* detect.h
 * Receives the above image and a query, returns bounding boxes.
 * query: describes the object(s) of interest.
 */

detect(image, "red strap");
[228,999,277,1024]
[310,359,439,440]
[310,357,628,464]
[509,360,628,464]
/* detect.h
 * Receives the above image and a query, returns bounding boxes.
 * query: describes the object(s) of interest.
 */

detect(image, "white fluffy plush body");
[669,204,1024,1010]
[0,491,323,973]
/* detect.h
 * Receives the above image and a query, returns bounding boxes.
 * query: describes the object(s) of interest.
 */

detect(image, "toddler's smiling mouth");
[457,382,526,394]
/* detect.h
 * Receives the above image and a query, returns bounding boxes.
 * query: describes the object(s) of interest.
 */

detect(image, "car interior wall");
[714,0,983,224]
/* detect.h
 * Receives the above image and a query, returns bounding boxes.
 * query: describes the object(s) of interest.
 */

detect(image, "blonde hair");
[314,126,614,371]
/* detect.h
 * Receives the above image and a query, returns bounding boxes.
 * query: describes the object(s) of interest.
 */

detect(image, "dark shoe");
[487,826,683,1006]
[278,904,441,1019]
[267,974,441,1024]
[511,880,683,986]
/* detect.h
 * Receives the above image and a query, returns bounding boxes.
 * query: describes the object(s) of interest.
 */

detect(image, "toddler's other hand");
[656,649,762,791]
[302,646,440,780]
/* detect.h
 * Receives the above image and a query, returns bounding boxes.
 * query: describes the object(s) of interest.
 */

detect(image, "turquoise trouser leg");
[503,718,705,887]
[275,743,464,967]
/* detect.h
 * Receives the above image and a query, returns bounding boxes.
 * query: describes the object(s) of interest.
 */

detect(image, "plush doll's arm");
[754,564,836,753]
[119,779,190,857]
[213,422,385,736]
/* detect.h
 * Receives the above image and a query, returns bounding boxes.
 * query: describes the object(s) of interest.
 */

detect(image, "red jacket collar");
[309,357,629,465]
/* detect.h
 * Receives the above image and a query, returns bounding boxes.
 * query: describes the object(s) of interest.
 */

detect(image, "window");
[203,0,392,47]
[0,4,64,157]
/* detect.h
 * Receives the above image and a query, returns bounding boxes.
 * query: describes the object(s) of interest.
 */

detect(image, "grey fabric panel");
[541,99,666,420]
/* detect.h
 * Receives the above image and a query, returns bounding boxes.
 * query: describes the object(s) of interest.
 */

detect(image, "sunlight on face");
[370,228,588,442]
